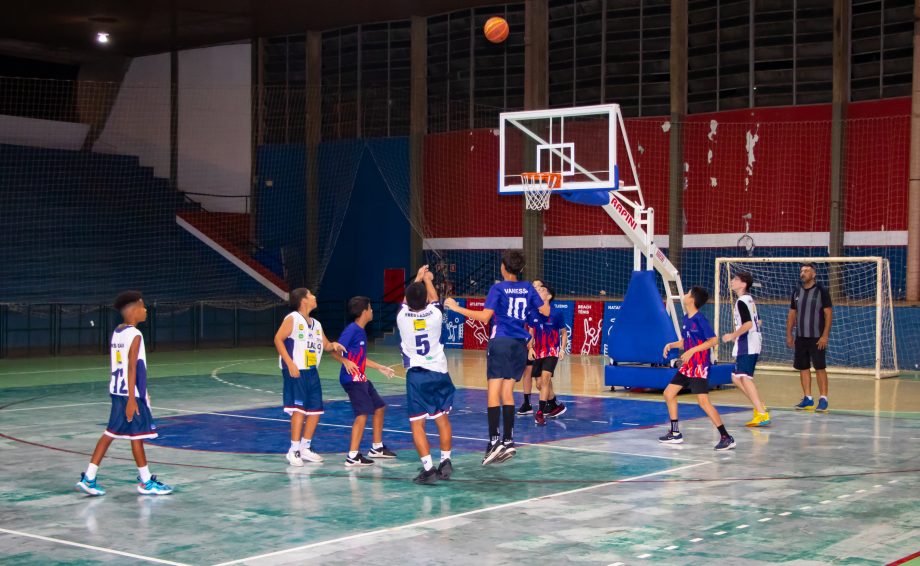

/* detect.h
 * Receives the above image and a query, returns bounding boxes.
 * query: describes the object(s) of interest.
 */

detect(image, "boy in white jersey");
[274,287,351,467]
[721,272,771,427]
[75,291,172,496]
[445,250,549,465]
[398,265,457,484]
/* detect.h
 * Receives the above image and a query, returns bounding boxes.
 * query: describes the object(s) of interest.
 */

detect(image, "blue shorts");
[105,394,158,440]
[487,337,528,380]
[734,354,759,378]
[283,367,324,416]
[406,367,456,422]
[342,380,387,417]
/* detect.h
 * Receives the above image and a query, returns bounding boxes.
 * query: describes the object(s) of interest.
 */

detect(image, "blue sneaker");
[794,397,815,410]
[75,473,105,496]
[137,475,173,495]
[815,397,829,412]
[714,435,736,451]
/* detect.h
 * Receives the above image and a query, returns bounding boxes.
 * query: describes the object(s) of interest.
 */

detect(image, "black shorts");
[487,337,528,380]
[669,372,710,394]
[794,337,827,370]
[531,356,559,378]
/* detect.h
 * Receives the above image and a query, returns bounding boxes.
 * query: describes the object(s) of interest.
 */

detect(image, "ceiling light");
[96,32,110,44]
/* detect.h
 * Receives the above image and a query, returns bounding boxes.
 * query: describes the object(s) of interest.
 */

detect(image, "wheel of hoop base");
[520,172,562,211]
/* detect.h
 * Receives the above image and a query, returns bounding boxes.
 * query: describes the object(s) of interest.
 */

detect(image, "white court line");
[758,517,772,522]
[212,460,711,566]
[689,537,703,543]
[0,402,108,412]
[0,357,276,377]
[778,512,792,516]
[154,405,705,463]
[636,553,652,559]
[664,545,679,550]
[0,527,190,565]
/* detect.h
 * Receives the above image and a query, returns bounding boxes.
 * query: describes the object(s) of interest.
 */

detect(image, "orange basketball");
[484,17,509,44]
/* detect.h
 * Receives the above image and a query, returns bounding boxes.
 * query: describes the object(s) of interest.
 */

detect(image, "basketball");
[484,17,509,44]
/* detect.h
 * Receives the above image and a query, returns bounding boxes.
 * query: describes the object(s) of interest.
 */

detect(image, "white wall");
[178,44,251,213]
[94,54,171,177]
[0,115,89,150]
[94,44,252,213]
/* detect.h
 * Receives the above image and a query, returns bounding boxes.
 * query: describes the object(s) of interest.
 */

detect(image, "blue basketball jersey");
[338,322,368,384]
[484,281,545,340]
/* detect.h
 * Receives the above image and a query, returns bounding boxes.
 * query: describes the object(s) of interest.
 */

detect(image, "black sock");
[523,393,531,405]
[670,419,679,433]
[539,400,547,412]
[717,424,729,437]
[502,405,515,442]
[488,406,501,442]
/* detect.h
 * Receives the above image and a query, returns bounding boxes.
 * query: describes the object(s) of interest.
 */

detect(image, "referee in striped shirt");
[786,263,833,412]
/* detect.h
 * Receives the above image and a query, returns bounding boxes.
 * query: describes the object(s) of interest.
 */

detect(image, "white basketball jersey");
[732,294,763,357]
[109,325,148,398]
[280,312,324,370]
[397,302,448,373]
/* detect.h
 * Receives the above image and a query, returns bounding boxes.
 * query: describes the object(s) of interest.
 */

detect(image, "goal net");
[714,257,898,378]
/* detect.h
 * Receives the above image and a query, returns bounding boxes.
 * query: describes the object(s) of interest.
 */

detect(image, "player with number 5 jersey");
[444,249,549,465]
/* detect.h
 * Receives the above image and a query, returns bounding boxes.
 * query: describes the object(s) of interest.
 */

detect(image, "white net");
[714,257,898,378]
[521,172,560,211]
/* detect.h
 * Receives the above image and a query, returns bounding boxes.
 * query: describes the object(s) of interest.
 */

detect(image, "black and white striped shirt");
[790,283,833,338]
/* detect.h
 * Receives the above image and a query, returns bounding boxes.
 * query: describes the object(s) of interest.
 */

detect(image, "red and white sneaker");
[534,410,546,426]
[547,403,567,418]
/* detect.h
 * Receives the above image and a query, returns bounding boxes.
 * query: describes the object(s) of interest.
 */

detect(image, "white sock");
[300,438,312,450]
[820,396,828,401]
[372,442,383,450]
[440,450,451,462]
[805,395,813,400]
[420,454,433,471]
[85,463,99,481]
[138,466,152,483]
[290,440,300,452]
[348,450,358,459]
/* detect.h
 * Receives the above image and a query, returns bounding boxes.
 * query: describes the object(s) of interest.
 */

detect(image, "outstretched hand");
[378,365,396,379]
[443,297,459,312]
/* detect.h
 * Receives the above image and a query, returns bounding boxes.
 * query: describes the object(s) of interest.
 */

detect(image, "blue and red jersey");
[531,308,566,359]
[484,281,545,340]
[338,322,368,384]
[678,312,716,378]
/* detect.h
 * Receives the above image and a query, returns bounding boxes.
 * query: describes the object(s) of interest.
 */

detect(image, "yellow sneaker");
[746,412,771,427]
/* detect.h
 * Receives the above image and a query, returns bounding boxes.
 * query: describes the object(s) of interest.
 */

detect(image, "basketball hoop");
[520,172,562,211]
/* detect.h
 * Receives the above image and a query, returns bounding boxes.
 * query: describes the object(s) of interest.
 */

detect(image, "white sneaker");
[300,447,324,463]
[286,449,304,467]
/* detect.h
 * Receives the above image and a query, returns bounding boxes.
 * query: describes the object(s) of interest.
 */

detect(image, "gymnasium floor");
[1,346,918,565]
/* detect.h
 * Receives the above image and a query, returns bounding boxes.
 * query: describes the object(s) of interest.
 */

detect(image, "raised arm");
[443,297,493,323]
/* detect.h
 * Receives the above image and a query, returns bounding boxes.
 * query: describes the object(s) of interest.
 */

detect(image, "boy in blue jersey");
[658,287,736,451]
[339,296,397,467]
[529,284,568,425]
[445,250,549,465]
[273,287,351,467]
[516,279,544,416]
[75,291,173,496]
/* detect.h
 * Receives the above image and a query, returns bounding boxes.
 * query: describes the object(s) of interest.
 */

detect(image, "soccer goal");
[714,257,898,379]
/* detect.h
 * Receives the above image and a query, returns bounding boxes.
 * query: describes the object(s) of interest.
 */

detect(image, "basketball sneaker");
[815,397,829,413]
[547,403,567,418]
[75,473,105,496]
[658,431,684,444]
[482,441,505,465]
[345,454,375,467]
[714,435,736,451]
[745,412,771,427]
[413,467,440,485]
[794,396,815,410]
[516,403,533,416]
[534,410,546,425]
[137,475,173,495]
[496,441,516,463]
[437,458,453,480]
[300,448,324,463]
[367,445,397,459]
[286,449,304,467]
